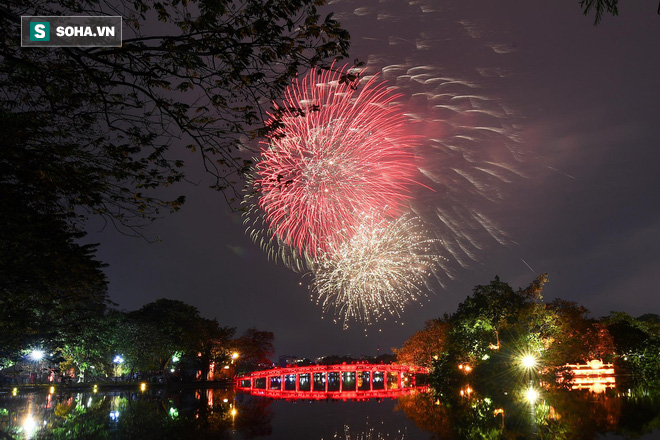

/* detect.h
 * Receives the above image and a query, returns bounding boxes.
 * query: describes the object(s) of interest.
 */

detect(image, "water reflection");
[0,384,659,439]
[397,384,660,439]
[0,387,246,439]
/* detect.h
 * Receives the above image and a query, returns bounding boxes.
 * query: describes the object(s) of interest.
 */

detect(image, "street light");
[29,350,44,361]
[113,355,124,384]
[521,354,537,369]
[29,350,45,383]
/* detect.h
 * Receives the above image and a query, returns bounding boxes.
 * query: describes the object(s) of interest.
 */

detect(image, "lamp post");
[113,355,124,384]
[29,350,44,384]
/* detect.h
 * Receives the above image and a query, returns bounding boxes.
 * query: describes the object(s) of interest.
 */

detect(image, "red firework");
[255,65,419,258]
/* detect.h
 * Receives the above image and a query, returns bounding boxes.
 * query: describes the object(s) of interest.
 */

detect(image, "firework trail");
[244,0,530,326]
[312,213,446,328]
[330,0,529,271]
[253,65,420,261]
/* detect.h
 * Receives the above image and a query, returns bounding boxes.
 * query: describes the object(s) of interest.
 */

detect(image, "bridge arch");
[236,363,428,400]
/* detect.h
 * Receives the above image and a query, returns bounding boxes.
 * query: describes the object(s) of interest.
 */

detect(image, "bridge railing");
[236,363,428,395]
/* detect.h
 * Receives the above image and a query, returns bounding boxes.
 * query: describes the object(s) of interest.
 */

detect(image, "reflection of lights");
[525,387,539,404]
[29,350,44,361]
[565,360,616,392]
[140,383,146,392]
[109,411,120,421]
[23,415,38,438]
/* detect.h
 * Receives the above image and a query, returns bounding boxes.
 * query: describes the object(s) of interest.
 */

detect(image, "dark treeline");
[396,274,660,388]
[1,290,274,383]
[1,0,351,384]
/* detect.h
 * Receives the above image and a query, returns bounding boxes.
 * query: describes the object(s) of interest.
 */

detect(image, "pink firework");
[255,66,420,258]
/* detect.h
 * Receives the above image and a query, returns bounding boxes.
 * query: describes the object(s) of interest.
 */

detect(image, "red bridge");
[236,363,429,400]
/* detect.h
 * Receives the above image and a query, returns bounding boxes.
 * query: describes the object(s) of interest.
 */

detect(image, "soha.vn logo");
[30,22,50,41]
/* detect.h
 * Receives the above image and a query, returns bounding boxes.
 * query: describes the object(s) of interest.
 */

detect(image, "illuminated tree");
[232,328,275,372]
[395,319,449,367]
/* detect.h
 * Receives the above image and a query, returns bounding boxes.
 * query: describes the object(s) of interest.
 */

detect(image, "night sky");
[87,1,660,360]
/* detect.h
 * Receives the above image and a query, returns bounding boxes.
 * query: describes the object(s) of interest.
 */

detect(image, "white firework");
[312,213,447,327]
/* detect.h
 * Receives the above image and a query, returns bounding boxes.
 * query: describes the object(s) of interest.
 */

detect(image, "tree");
[193,319,235,380]
[1,0,351,229]
[580,0,619,25]
[580,0,660,25]
[545,299,615,366]
[603,312,660,382]
[0,190,109,364]
[58,310,125,380]
[126,299,206,372]
[448,275,534,363]
[1,0,351,362]
[395,318,449,367]
[232,328,274,372]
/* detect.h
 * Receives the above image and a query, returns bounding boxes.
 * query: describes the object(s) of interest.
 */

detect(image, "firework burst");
[254,65,420,260]
[311,213,447,327]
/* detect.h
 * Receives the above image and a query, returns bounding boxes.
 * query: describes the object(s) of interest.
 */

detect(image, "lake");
[1,383,660,439]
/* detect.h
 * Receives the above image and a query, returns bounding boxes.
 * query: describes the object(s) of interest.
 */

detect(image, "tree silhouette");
[580,0,619,25]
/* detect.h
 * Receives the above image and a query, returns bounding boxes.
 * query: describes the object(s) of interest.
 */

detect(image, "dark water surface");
[2,385,660,439]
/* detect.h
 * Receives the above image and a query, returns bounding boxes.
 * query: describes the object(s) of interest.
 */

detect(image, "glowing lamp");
[521,354,537,369]
[29,350,44,361]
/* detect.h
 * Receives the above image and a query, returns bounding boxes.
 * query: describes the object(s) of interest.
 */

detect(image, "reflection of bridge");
[236,363,429,400]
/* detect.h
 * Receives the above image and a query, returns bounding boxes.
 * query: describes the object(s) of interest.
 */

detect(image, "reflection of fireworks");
[312,213,446,327]
[330,420,406,440]
[254,65,419,259]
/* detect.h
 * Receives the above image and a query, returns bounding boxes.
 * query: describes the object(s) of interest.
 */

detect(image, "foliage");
[401,274,660,397]
[232,328,275,373]
[0,190,109,364]
[395,318,449,367]
[603,312,660,383]
[0,0,350,376]
[118,299,236,376]
[1,0,351,227]
[58,310,125,380]
[580,0,618,25]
